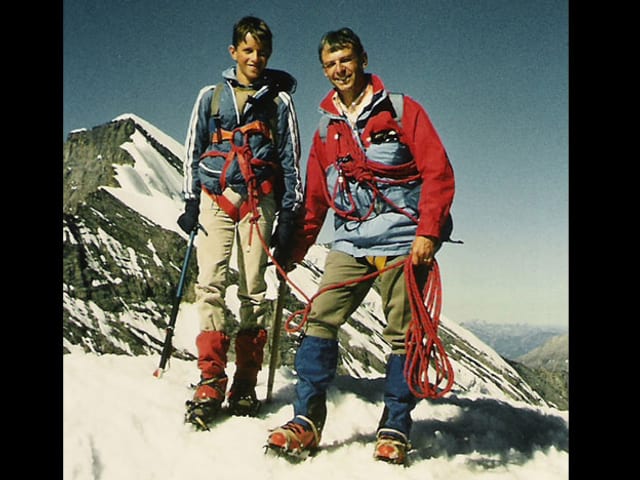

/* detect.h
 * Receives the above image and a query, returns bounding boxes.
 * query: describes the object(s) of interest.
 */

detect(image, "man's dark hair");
[317,27,365,63]
[233,16,273,58]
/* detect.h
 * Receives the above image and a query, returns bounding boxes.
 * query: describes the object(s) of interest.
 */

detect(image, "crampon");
[264,416,320,462]
[228,394,262,417]
[373,430,411,466]
[184,399,223,431]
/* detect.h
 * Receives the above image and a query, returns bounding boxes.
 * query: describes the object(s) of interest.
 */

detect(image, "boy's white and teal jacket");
[182,67,303,214]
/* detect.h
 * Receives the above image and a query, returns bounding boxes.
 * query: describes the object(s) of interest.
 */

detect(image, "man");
[177,16,302,426]
[265,27,455,464]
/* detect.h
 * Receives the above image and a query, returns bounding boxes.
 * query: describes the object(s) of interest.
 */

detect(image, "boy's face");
[229,33,270,85]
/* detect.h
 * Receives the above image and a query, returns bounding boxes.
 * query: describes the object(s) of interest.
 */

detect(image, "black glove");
[177,199,200,234]
[272,209,297,270]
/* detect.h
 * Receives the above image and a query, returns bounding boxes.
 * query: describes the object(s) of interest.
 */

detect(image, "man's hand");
[410,235,438,267]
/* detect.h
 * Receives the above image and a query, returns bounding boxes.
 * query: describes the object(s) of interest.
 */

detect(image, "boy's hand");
[177,199,200,234]
[272,210,297,271]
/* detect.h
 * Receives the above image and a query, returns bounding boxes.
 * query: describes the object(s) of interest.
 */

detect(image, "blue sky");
[63,0,568,328]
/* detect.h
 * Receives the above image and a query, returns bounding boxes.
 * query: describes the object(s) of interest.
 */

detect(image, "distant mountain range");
[459,319,567,363]
[460,320,568,409]
[62,114,568,410]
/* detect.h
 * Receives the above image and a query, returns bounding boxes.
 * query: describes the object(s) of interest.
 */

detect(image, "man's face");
[229,33,270,85]
[320,44,366,97]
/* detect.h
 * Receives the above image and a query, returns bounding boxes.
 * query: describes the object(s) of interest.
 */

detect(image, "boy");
[177,16,303,426]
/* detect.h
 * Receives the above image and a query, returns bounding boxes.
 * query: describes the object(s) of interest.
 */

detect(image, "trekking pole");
[153,227,199,378]
[266,278,287,402]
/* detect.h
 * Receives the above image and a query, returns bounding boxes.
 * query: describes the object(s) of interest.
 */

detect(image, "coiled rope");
[404,259,455,398]
[258,231,454,399]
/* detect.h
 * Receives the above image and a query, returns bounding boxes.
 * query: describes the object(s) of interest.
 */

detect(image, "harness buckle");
[230,128,247,148]
[336,155,352,184]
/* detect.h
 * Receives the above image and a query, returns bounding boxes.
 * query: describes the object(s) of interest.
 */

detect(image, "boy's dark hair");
[233,16,273,58]
[317,27,365,63]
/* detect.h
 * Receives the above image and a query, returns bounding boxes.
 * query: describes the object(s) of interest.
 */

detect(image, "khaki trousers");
[195,188,276,332]
[305,250,429,354]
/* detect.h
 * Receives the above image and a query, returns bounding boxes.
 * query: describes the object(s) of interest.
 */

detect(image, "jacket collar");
[319,73,386,116]
[222,67,296,94]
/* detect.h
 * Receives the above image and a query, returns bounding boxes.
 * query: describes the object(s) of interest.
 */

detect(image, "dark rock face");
[63,119,196,359]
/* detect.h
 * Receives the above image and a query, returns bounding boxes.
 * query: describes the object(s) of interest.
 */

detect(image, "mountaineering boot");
[373,354,417,465]
[185,331,230,429]
[192,330,230,403]
[265,415,321,459]
[373,429,411,465]
[265,335,338,457]
[192,375,228,405]
[228,327,267,416]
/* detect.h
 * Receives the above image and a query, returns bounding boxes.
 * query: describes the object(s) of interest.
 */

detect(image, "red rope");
[282,259,405,334]
[325,123,422,224]
[404,259,455,398]
[267,247,454,399]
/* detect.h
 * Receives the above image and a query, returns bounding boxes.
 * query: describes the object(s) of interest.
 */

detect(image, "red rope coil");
[404,259,455,398]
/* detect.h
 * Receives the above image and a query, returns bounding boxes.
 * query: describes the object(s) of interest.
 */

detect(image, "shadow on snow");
[264,373,568,467]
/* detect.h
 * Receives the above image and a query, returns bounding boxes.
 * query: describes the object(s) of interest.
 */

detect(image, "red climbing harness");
[323,120,422,224]
[199,120,279,243]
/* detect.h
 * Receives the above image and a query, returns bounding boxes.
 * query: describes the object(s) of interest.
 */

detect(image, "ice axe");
[153,225,205,378]
[266,277,287,402]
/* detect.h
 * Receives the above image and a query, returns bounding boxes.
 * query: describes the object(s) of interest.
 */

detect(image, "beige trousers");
[195,188,276,332]
[305,250,429,354]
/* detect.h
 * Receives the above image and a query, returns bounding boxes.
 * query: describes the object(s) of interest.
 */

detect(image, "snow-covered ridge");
[113,113,185,160]
[92,116,188,237]
[101,127,185,236]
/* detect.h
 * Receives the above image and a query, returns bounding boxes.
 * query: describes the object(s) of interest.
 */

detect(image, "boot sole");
[263,443,317,463]
[373,454,408,466]
[228,399,262,417]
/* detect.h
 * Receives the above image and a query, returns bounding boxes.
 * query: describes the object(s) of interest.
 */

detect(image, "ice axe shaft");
[153,227,198,378]
[266,278,287,402]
